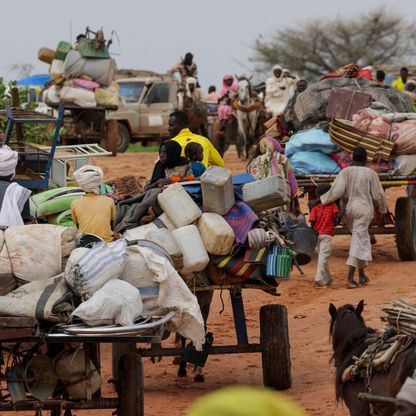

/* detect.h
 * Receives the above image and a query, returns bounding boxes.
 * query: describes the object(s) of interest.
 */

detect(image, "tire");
[118,353,144,416]
[395,197,416,261]
[116,123,131,153]
[260,304,292,390]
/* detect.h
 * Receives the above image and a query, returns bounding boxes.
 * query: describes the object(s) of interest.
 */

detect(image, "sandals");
[347,281,359,289]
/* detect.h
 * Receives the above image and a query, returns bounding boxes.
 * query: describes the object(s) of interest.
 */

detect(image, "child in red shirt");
[309,184,340,287]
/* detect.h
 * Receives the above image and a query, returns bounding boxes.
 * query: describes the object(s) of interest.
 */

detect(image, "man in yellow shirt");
[392,67,409,91]
[71,165,116,243]
[169,111,224,167]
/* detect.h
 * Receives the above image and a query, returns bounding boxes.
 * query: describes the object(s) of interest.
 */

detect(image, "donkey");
[329,300,416,416]
[235,77,260,161]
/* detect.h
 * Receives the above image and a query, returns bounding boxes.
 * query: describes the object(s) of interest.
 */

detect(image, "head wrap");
[272,65,283,78]
[149,140,189,184]
[186,386,307,416]
[396,377,416,405]
[73,165,104,194]
[0,145,18,178]
[219,74,238,99]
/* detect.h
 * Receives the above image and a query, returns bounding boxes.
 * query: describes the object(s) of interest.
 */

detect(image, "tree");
[250,9,416,81]
[7,63,34,79]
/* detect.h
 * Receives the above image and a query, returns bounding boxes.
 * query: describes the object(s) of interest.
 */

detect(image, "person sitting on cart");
[169,111,224,168]
[147,140,194,189]
[185,142,206,178]
[71,165,116,243]
[0,145,32,226]
[317,147,388,288]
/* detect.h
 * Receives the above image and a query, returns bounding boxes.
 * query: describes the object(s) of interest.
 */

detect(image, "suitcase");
[326,88,372,121]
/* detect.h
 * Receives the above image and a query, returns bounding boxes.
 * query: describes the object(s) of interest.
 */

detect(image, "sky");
[1,0,415,90]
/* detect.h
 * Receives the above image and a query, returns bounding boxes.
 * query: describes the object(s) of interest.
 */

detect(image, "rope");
[395,308,403,333]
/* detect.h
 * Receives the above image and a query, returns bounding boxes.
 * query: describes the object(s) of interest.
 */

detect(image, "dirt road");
[17,149,416,416]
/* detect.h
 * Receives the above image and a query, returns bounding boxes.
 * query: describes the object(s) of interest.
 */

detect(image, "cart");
[296,173,416,260]
[0,313,174,415]
[0,283,291,415]
[49,104,119,155]
[0,104,64,190]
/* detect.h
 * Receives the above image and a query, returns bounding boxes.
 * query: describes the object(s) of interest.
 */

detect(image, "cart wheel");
[116,122,131,153]
[118,353,144,416]
[395,197,416,261]
[260,304,292,390]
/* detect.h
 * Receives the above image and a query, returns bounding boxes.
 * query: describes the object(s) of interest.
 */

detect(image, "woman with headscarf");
[147,140,193,189]
[265,65,297,116]
[247,136,298,199]
[218,74,238,121]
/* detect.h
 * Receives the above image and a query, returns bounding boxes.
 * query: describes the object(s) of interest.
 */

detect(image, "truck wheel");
[395,197,416,261]
[118,353,144,416]
[260,304,292,390]
[117,123,131,153]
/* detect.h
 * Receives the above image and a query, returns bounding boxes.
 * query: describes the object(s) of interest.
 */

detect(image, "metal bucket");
[287,226,319,265]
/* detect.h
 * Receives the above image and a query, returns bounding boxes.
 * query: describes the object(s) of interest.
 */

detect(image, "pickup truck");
[108,73,180,152]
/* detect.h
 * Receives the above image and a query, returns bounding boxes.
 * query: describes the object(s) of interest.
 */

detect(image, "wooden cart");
[0,283,291,415]
[296,173,416,260]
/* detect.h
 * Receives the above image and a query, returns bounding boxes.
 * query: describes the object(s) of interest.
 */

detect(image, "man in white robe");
[320,147,387,288]
[265,65,297,116]
[0,145,31,226]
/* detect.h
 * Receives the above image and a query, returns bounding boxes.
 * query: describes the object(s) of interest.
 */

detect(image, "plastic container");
[242,175,290,212]
[201,166,235,215]
[50,59,64,81]
[38,47,56,65]
[172,225,209,274]
[55,349,101,400]
[158,184,201,228]
[197,213,235,255]
[123,214,176,241]
[145,228,183,270]
[286,226,318,265]
[56,41,72,60]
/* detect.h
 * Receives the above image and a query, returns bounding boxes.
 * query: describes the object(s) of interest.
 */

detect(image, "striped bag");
[329,119,394,162]
[65,239,128,299]
[266,246,292,279]
[211,253,263,283]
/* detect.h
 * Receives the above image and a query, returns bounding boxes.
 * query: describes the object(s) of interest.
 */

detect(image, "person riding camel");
[185,77,202,100]
[265,65,297,116]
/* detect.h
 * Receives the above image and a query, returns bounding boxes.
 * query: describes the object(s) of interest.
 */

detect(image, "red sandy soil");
[15,148,416,416]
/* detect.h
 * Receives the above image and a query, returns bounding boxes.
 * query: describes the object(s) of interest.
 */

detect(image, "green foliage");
[251,9,416,81]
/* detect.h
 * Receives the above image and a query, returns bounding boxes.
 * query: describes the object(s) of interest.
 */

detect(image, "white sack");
[0,230,15,295]
[119,245,159,316]
[63,50,116,87]
[6,224,68,285]
[65,239,127,299]
[42,85,60,105]
[393,154,416,176]
[1,274,70,321]
[72,279,143,327]
[133,245,205,350]
[60,86,97,107]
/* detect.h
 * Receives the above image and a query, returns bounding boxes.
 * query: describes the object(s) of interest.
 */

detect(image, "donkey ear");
[329,303,337,320]
[356,300,365,317]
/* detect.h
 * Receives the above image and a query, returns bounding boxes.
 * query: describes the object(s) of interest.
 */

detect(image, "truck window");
[118,82,145,103]
[145,83,170,104]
